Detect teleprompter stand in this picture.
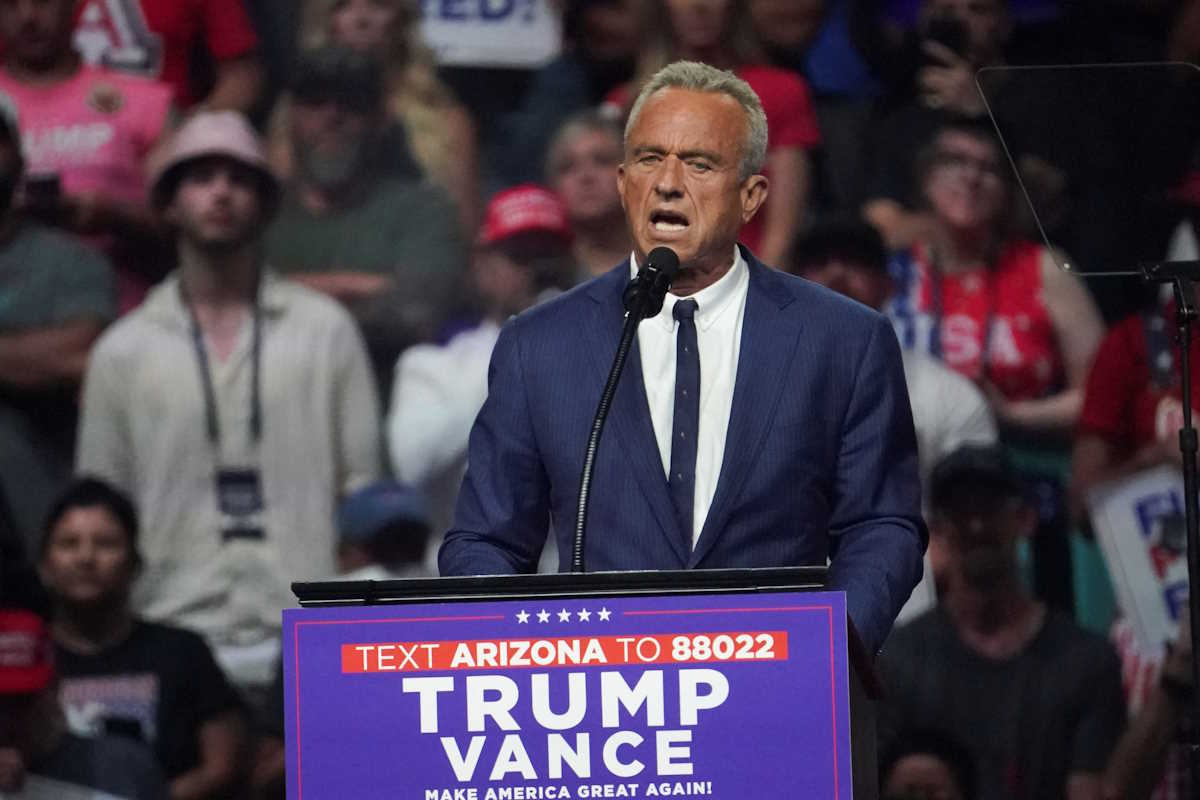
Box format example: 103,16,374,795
977,60,1200,790
1141,260,1200,786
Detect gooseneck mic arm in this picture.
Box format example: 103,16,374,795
572,247,680,573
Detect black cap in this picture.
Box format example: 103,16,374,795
291,47,383,114
792,217,888,275
929,445,1027,512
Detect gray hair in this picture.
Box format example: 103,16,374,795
624,61,768,180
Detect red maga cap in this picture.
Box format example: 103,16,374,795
0,609,53,695
480,184,572,247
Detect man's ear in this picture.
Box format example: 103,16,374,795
741,174,768,223
616,163,627,212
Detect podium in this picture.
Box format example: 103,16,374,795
286,568,879,799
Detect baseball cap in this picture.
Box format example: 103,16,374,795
0,609,53,695
929,445,1028,512
338,482,431,544
793,217,888,275
148,110,280,214
480,185,573,248
291,47,383,114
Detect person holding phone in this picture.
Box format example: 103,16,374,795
0,0,174,312
862,0,1014,250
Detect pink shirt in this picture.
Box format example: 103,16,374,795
0,65,172,309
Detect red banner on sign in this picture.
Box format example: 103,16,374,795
341,631,789,673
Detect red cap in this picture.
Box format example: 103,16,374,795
0,610,53,694
480,184,572,247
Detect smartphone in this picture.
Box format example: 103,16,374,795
23,172,61,215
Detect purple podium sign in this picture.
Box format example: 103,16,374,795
284,590,853,799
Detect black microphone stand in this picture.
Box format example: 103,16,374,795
572,252,677,572
1141,260,1200,787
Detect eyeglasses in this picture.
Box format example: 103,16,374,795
931,150,1006,180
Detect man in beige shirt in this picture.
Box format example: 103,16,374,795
76,112,380,692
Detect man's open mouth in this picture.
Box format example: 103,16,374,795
650,210,690,232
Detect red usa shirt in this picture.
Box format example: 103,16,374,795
886,239,1062,402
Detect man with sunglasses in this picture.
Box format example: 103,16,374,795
264,46,467,400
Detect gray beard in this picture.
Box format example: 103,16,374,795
296,137,369,191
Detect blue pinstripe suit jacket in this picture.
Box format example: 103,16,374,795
439,249,927,653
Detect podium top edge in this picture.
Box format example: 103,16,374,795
292,566,828,607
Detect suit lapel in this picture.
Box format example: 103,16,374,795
691,256,803,566
584,268,689,564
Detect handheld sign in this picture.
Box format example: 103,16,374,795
1088,465,1189,651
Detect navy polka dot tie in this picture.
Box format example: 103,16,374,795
670,298,699,550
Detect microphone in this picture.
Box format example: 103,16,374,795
573,247,679,572
623,247,680,319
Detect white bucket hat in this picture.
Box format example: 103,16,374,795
149,110,281,216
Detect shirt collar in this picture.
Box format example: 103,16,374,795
146,268,291,330
629,246,748,332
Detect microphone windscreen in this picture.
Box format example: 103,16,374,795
644,246,680,278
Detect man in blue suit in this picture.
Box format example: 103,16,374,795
440,61,925,654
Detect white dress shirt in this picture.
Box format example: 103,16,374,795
634,247,749,546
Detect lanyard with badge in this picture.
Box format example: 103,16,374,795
181,281,266,543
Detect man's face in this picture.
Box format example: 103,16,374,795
931,487,1033,590
473,248,537,319
618,87,767,287
550,128,623,226
921,0,1008,63
883,753,965,800
39,505,136,608
165,157,263,253
748,0,825,52
665,0,731,53
0,0,75,70
579,0,638,63
291,97,374,190
923,130,1008,235
801,259,891,310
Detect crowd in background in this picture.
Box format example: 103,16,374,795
1,0,1200,797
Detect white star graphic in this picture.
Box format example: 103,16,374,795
557,608,572,622
577,608,591,621
516,610,530,624
597,607,612,621
536,609,550,623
